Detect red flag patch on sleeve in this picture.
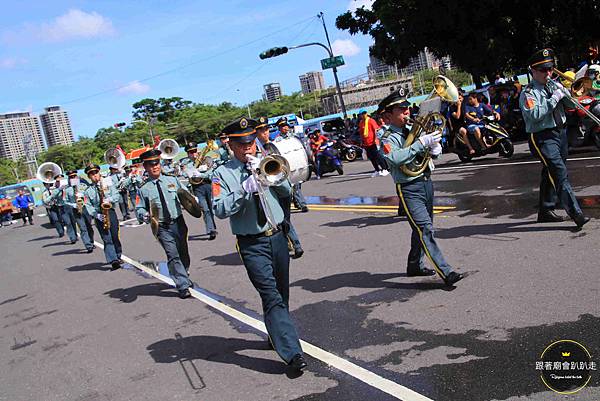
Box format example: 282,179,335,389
524,96,536,110
383,142,392,154
212,178,221,197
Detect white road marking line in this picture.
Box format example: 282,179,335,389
92,240,434,401
119,217,139,225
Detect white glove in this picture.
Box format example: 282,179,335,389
418,130,442,148
197,164,208,172
190,170,201,178
430,142,443,157
96,213,105,222
242,175,260,194
246,155,262,171
551,88,565,103
143,212,150,223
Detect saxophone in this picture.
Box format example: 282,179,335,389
98,182,112,230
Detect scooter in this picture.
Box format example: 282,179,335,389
565,95,600,150
314,141,344,177
454,115,514,162
333,134,363,162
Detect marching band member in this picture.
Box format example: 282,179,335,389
161,158,176,176
254,116,304,259
378,89,464,287
109,165,131,221
63,170,95,253
43,182,64,237
212,117,307,372
136,149,195,299
520,48,590,229
84,164,123,271
51,173,78,244
217,132,233,164
180,142,218,240
122,165,143,219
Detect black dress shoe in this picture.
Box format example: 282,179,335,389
444,271,464,286
407,268,436,277
574,215,591,229
537,211,568,223
179,289,191,299
86,248,93,253
289,354,307,371
300,206,309,213
209,232,217,240
70,240,77,244
110,261,121,271
291,247,304,259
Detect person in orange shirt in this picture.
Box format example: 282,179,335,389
309,130,329,178
358,110,389,177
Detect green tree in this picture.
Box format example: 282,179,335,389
0,158,28,186
336,0,600,87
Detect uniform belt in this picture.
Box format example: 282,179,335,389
236,224,282,239
400,174,431,187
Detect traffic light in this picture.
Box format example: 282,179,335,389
259,47,289,59
114,122,126,129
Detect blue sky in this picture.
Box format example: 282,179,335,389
0,0,375,140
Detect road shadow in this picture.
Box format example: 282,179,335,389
52,248,89,256
292,271,448,294
436,221,574,240
104,282,178,303
66,262,107,272
42,241,68,248
320,215,401,228
147,335,291,375
27,235,55,242
202,252,242,266
0,294,28,306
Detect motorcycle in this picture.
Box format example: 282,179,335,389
565,95,600,150
333,134,363,162
314,141,344,177
454,115,514,162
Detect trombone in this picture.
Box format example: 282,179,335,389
551,68,600,127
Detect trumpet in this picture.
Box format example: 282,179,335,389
550,68,600,127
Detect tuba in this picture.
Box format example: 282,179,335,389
36,162,62,184
104,148,126,170
400,75,459,177
158,139,180,159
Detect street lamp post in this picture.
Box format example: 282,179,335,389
317,12,347,120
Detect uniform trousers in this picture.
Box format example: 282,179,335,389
529,128,582,217
237,230,302,364
292,183,307,209
278,195,302,252
191,183,217,234
65,206,94,250
94,209,122,264
156,216,192,292
398,177,453,279
60,205,78,243
47,206,64,237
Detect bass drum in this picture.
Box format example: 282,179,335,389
264,137,311,184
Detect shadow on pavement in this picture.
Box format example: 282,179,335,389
42,241,68,248
320,215,400,228
53,248,89,256
66,262,107,272
436,221,573,240
147,335,290,375
27,235,55,242
202,252,242,266
292,272,408,293
104,282,179,303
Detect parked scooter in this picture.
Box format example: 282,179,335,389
333,134,363,162
565,95,600,150
454,115,514,162
314,141,344,177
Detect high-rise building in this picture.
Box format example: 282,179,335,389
262,83,282,102
403,47,453,74
0,112,45,161
299,71,326,94
367,55,398,79
40,106,74,147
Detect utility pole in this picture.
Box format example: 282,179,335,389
318,12,347,119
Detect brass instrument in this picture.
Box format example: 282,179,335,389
158,139,180,159
149,202,160,239
189,139,219,185
98,178,112,230
553,68,592,97
247,161,279,229
104,148,126,170
76,192,85,214
400,75,459,177
551,68,600,127
36,162,62,184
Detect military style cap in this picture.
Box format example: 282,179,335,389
222,117,257,143
255,116,269,129
184,142,198,152
54,173,64,179
84,164,100,175
529,48,555,69
66,170,78,177
140,149,162,165
378,88,410,113
275,117,289,127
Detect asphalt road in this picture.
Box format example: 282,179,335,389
1,142,599,401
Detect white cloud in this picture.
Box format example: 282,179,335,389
332,39,361,57
117,81,150,95
0,57,27,69
348,0,375,12
40,9,115,42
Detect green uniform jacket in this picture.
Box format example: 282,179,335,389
519,80,574,134
380,124,427,184
136,174,184,223
83,181,120,217
212,157,291,235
